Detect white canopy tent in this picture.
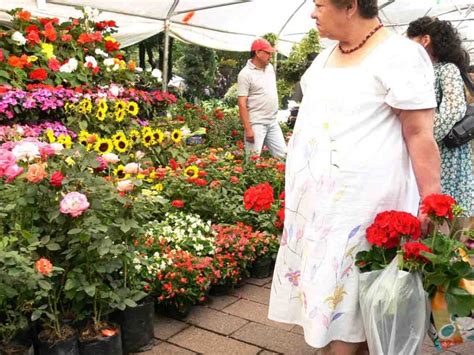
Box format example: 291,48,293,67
1,0,473,87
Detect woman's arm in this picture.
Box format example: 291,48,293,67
434,63,467,142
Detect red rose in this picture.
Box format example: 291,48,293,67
421,194,457,220
243,182,275,212
29,68,48,81
402,241,432,263
171,200,185,208
50,171,64,187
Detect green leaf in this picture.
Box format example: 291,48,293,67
124,298,137,308
31,310,42,321
84,285,96,297
38,280,52,291
68,228,83,235
46,242,60,251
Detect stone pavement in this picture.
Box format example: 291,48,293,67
139,277,474,354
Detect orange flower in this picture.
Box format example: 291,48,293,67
8,55,31,69
26,163,48,183
35,258,53,276
42,22,57,42
17,10,32,22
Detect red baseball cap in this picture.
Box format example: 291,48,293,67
251,38,276,52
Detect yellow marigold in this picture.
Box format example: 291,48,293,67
45,129,56,143
153,129,164,144
113,138,130,153
40,42,54,59
127,101,139,116
171,129,183,143
94,138,114,155
115,109,125,123
183,165,199,179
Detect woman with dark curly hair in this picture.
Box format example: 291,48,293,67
407,17,474,215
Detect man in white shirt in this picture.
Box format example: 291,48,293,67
237,38,286,158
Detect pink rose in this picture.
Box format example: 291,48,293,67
60,192,90,217
0,149,16,175
102,153,120,164
4,164,23,183
39,144,56,159
116,179,134,192
26,163,47,183
124,163,140,175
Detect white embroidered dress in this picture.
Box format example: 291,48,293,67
268,36,436,348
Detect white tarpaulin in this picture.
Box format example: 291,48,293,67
0,0,473,61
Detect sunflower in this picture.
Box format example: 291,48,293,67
57,134,73,149
78,136,89,147
80,98,92,113
153,129,164,144
94,138,114,155
171,129,183,143
115,109,125,122
98,99,108,112
64,103,75,113
127,101,139,116
45,129,56,143
96,109,107,121
113,165,130,180
112,131,127,142
129,129,140,143
114,137,130,153
114,100,127,111
141,126,153,136
183,165,199,179
142,133,155,147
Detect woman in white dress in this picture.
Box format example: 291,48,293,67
268,1,441,354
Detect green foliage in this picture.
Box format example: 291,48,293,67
176,44,218,99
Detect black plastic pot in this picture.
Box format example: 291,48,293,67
78,329,122,355
0,343,34,355
111,299,154,353
250,258,273,279
209,281,232,296
36,333,79,355
161,303,192,320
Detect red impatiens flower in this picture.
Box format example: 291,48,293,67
244,182,275,212
50,171,64,187
35,257,53,276
366,210,421,249
402,241,432,263
171,200,185,208
29,68,48,81
420,194,457,221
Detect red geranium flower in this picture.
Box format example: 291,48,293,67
42,22,57,42
243,182,275,212
171,200,185,208
402,241,432,263
420,194,457,221
29,68,48,81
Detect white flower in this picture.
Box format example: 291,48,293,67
95,48,109,58
135,67,143,73
135,151,145,160
103,58,115,67
102,153,120,164
50,143,64,153
151,69,162,80
12,32,26,45
109,84,121,97
124,162,140,174
12,141,40,161
59,58,78,73
85,56,98,68
112,64,119,71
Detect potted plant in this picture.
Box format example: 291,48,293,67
248,231,279,278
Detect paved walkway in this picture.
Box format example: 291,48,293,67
140,277,473,354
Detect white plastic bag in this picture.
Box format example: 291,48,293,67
359,258,430,355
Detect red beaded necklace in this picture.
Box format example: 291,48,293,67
338,22,384,54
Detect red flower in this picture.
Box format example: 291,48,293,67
47,58,61,72
61,34,72,42
214,108,224,120
35,258,53,276
277,207,285,228
243,182,275,212
105,40,120,52
17,10,32,21
26,31,41,44
230,176,240,184
420,194,457,221
402,241,432,263
168,159,179,170
171,200,185,208
42,22,57,42
276,162,285,172
231,129,239,137
29,68,48,81
50,171,64,187
0,49,3,62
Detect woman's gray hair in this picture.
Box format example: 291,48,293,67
330,0,378,19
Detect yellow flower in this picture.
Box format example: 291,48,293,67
65,157,75,166
141,126,153,137
142,133,155,147
57,134,72,149
136,173,145,180
94,138,114,155
184,165,199,179
40,42,54,59
127,101,139,116
152,183,164,191
115,109,125,122
96,109,106,121
113,165,129,179
149,171,157,179
114,100,127,111
98,99,108,112
45,129,56,143
114,138,130,153
64,103,75,112
80,99,92,113
153,129,164,144
112,131,127,142
104,35,117,42
129,129,140,142
171,129,183,143
28,55,38,62
225,152,235,161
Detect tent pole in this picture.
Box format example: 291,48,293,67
163,18,170,91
